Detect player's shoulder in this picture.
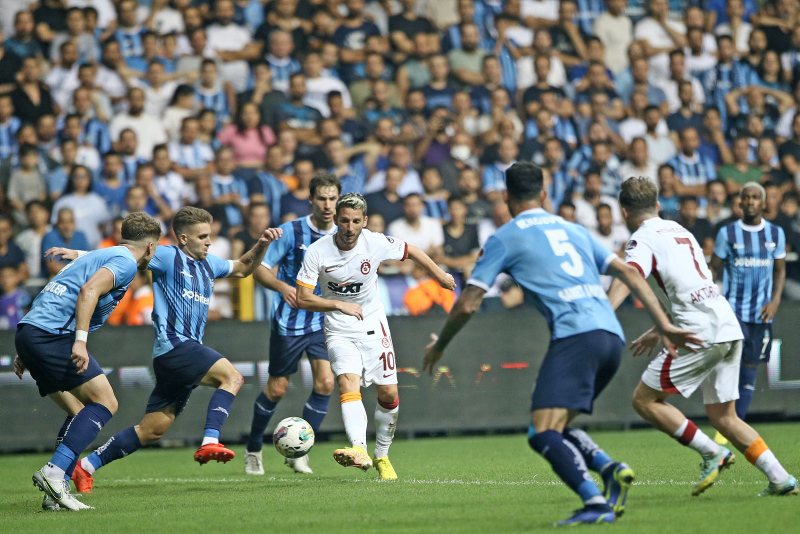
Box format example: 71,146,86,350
98,245,137,263
763,219,786,237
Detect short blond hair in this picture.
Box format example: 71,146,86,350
172,206,213,236
619,177,658,216
121,212,162,243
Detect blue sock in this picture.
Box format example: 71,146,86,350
736,365,759,420
563,427,616,478
204,389,236,441
56,416,75,481
302,391,331,434
247,392,278,452
529,429,608,507
49,403,112,472
85,426,142,473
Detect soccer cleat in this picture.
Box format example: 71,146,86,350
692,447,735,496
32,468,91,511
71,462,94,493
554,505,616,526
194,443,235,465
713,431,729,446
333,445,373,471
603,462,634,517
374,457,398,480
244,451,264,475
286,455,313,474
757,475,800,497
42,494,60,511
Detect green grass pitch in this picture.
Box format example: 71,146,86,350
2,423,798,533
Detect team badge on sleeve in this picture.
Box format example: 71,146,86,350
626,240,637,251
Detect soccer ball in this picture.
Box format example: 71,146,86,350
272,417,315,458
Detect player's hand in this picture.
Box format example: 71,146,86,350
630,328,660,357
336,301,364,320
423,333,443,375
13,356,26,379
45,247,78,262
260,228,283,245
280,284,298,309
760,300,779,322
71,342,90,374
660,325,704,358
437,272,457,291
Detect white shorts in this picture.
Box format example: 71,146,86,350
326,331,397,388
641,340,742,405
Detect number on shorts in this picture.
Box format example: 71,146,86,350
380,351,395,371
674,237,707,279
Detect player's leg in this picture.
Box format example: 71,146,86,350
43,392,84,510
703,340,797,496
334,371,372,470
527,331,620,526
736,323,771,421
373,383,399,480
195,357,244,463
244,375,287,474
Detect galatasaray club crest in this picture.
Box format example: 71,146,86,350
361,259,371,275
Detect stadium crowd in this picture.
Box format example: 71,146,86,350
1,0,800,327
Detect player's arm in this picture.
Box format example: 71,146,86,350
72,269,117,374
295,284,364,319
405,245,456,290
228,228,283,278
606,258,703,357
253,264,297,309
707,254,723,283
762,257,786,322
423,284,486,375
44,248,88,262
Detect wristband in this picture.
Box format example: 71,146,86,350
75,330,88,343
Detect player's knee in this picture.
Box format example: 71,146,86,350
314,375,335,396
140,428,165,445
267,377,289,400
103,395,119,415
226,370,244,393
631,393,651,418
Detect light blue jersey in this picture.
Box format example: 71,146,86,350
149,246,233,357
21,247,138,334
263,216,336,337
468,208,624,341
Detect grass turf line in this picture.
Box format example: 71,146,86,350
2,423,799,533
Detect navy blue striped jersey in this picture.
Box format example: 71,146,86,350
714,219,786,323
263,216,336,337
80,118,112,154
115,27,146,58
21,247,138,334
149,246,233,357
195,85,231,123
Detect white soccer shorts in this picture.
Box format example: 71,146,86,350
641,340,742,405
326,331,398,387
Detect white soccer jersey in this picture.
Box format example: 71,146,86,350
625,217,742,345
296,229,408,340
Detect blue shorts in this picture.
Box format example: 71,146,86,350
531,329,624,414
14,323,104,397
739,320,773,365
268,329,328,377
146,340,224,415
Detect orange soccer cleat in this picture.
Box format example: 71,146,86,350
71,462,94,493
194,443,236,465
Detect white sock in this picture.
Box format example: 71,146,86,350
672,420,719,459
80,457,96,475
754,449,790,484
374,401,399,459
45,462,65,480
201,436,219,446
340,394,368,450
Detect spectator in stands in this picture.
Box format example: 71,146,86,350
280,158,313,222
642,104,676,164
15,200,49,278
205,0,255,92
719,136,763,194
364,165,406,226
40,207,90,276
619,137,658,186
593,0,633,75
237,61,287,133
634,0,686,84
0,264,29,329
482,137,518,202
764,180,797,241
93,150,127,216
7,143,47,226
677,195,715,255
0,215,25,278
704,179,733,226
11,56,56,124
421,167,449,222
657,163,680,220
132,163,174,224
667,126,717,196
232,202,270,260
437,195,480,283
210,146,248,233
168,116,214,181
715,0,753,55
50,164,109,248
388,192,445,260
366,144,423,197
666,81,704,134
590,203,629,289
218,101,276,171
573,167,622,230
110,87,167,160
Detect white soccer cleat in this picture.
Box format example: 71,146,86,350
32,469,92,511
244,451,265,475
286,454,313,474
42,494,60,511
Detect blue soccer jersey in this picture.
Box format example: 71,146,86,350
263,215,336,337
149,246,233,357
21,247,138,334
468,208,625,341
714,220,786,323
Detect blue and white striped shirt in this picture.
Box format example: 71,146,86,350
115,27,147,59
168,140,214,170
482,161,515,193
80,118,112,155
263,216,336,336
575,0,605,35
266,54,301,94
0,117,21,159
248,171,288,226
211,174,249,227
195,86,231,123
666,152,717,186
714,220,786,324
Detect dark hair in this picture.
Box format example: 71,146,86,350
18,143,38,158
505,162,544,202
658,163,675,175
679,195,699,205
65,165,93,194
169,84,195,106
597,203,613,213
619,177,658,215
235,101,268,145
121,212,162,243
558,201,575,211
309,172,342,197
25,199,48,213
